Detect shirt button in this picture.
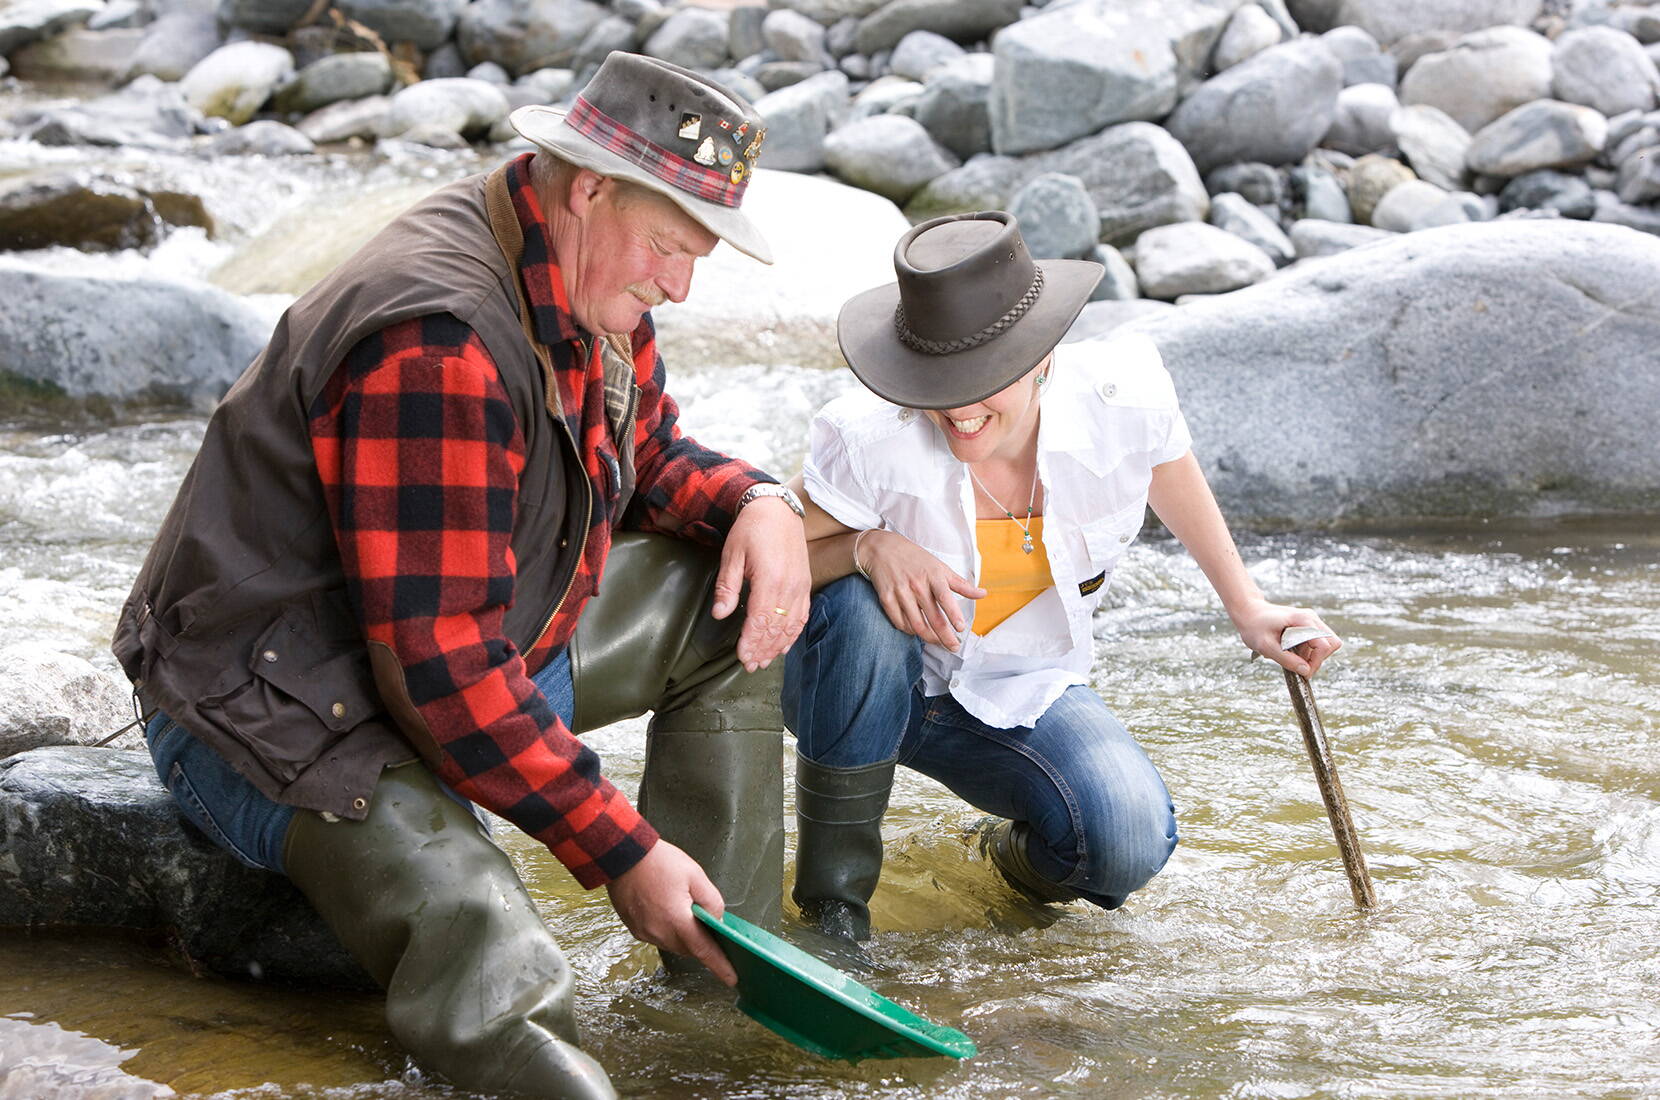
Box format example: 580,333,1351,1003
261,650,278,663
331,702,346,719
1119,534,1130,543
897,408,914,422
1099,382,1117,398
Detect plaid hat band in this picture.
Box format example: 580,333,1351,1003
566,95,747,209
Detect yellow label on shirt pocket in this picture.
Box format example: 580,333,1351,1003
1079,570,1107,596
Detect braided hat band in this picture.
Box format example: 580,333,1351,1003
893,268,1046,356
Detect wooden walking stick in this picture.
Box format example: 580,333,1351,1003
1278,628,1377,910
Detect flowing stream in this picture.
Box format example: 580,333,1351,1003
2,113,1658,1098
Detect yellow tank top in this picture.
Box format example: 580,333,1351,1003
971,517,1053,636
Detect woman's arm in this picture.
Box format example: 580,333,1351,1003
787,474,985,652
1146,451,1342,676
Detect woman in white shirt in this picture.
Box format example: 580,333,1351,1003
782,211,1342,943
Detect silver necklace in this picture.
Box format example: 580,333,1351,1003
968,464,1041,554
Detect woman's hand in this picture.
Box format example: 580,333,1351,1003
859,529,986,652
1230,598,1343,677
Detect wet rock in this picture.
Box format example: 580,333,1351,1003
1323,82,1399,156
1593,187,1660,233
823,114,957,203
215,0,308,34
0,260,268,408
1388,103,1471,190
1008,172,1098,259
1063,298,1174,341
296,94,390,143
854,0,1021,57
0,174,211,251
1288,217,1392,257
1322,25,1396,88
1209,191,1294,265
764,7,829,64
1615,143,1660,202
1467,100,1609,178
1166,39,1343,174
383,77,509,140
1552,26,1660,118
16,74,198,149
1333,0,1543,46
989,0,1237,157
0,747,371,989
1213,4,1282,72
0,0,99,54
1346,152,1415,224
457,0,607,76
338,0,464,51
9,26,142,82
1087,244,1140,301
755,69,850,172
123,9,220,82
272,52,392,115
1127,219,1660,520
203,118,315,155
0,650,134,758
1205,161,1283,206
180,41,294,126
1399,26,1554,135
1499,169,1596,218
1133,221,1275,299
642,5,729,70
911,53,992,158
888,28,962,81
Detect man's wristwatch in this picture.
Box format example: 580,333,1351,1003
737,482,805,518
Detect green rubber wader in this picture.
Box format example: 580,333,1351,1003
986,818,1082,905
570,533,786,960
791,752,897,943
283,763,618,1100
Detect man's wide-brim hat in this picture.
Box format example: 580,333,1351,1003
838,212,1103,410
510,52,773,264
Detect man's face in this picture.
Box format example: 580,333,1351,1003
562,173,719,337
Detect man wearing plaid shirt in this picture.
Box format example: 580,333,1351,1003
114,55,808,1098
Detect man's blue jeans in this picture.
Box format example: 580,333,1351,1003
143,648,577,875
782,575,1178,910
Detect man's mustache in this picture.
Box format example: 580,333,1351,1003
627,283,666,307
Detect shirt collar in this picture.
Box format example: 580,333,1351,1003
506,153,589,349
1035,343,1112,473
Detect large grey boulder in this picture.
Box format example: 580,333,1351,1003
0,0,98,53
1551,26,1660,118
989,0,1244,157
1287,217,1392,257
0,260,269,409
1399,26,1554,135
122,9,219,82
0,174,212,251
1208,190,1295,265
908,120,1209,245
1388,103,1471,190
0,747,370,988
1128,220,1660,520
14,74,198,149
1008,172,1099,259
0,649,133,758
822,114,958,203
1466,100,1609,178
273,52,393,115
1064,298,1175,341
383,77,510,140
643,5,729,70
911,52,994,159
1166,38,1344,173
1332,0,1543,46
755,69,850,172
458,0,608,75
853,0,1021,57
337,0,464,50
1133,221,1275,299
179,41,294,126
1323,82,1399,156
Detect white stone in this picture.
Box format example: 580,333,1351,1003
1323,82,1400,156
1133,221,1276,299
1466,100,1609,178
1552,26,1660,118
0,647,135,758
1333,0,1542,46
1399,26,1553,135
384,77,510,140
1213,4,1282,72
1388,103,1471,190
179,41,294,126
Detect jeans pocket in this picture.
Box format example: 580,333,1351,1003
166,759,268,872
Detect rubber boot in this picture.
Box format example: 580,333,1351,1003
570,534,785,961
792,752,897,943
283,763,617,1100
983,819,1082,905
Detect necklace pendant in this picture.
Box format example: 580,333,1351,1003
1021,532,1034,554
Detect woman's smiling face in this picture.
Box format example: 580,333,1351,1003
924,354,1051,465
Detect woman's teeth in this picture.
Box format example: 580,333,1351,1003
951,415,989,434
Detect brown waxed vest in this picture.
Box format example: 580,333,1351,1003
112,164,639,819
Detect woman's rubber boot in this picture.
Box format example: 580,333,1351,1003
283,763,617,1100
791,752,897,943
983,818,1082,905
570,533,786,973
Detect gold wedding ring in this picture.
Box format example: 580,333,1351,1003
773,607,788,615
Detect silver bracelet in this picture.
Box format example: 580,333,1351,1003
852,529,875,580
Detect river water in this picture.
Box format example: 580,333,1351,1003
1,104,1658,1099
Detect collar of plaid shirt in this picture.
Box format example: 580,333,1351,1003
503,153,591,352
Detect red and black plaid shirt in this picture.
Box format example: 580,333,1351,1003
309,155,772,887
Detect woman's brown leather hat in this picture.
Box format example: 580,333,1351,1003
836,211,1102,410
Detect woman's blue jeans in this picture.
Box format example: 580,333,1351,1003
782,575,1178,910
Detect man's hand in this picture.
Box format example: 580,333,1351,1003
605,840,738,985
710,496,810,671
